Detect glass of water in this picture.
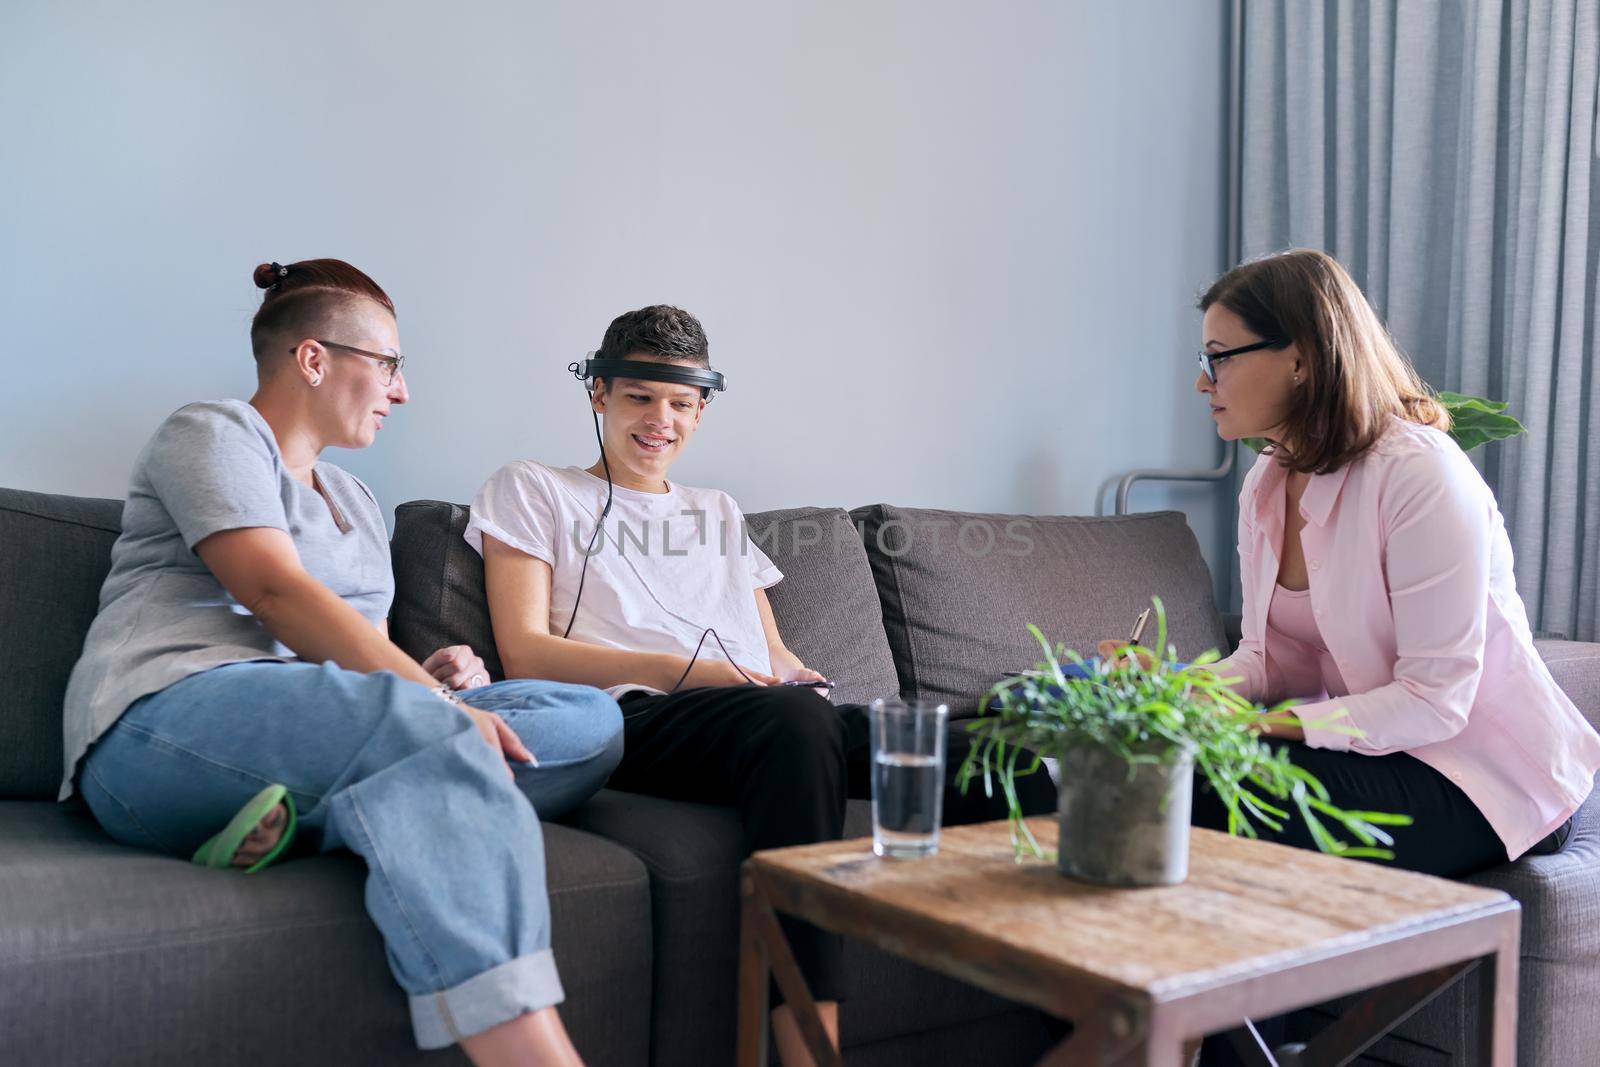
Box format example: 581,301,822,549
869,697,949,859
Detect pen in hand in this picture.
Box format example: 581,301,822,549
1127,607,1152,647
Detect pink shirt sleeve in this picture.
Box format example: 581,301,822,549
1294,446,1491,753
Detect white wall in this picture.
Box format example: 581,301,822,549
1,1,1231,586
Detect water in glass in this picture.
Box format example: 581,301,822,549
869,698,948,858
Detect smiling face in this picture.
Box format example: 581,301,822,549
590,358,706,491
306,298,407,450
1196,304,1302,444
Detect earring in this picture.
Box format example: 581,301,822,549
310,376,322,387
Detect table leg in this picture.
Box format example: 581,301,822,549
1473,918,1519,1067
740,872,841,1067
738,877,769,1067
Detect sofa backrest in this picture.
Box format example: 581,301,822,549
852,505,1229,715
0,488,124,799
743,507,901,705
390,500,506,680
388,500,903,705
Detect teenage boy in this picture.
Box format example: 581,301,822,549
466,305,1052,1064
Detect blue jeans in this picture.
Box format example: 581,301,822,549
78,661,623,1049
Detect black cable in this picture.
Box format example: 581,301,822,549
667,626,760,694
562,408,614,639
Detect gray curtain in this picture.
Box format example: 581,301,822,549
1236,0,1600,641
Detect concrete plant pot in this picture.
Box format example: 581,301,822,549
1055,740,1194,887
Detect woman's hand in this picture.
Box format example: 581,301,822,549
459,702,536,773
1094,639,1155,670
423,645,490,691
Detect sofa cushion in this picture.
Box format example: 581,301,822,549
566,791,1034,1067
389,500,504,676
852,505,1228,714
0,489,124,800
744,507,901,705
0,800,653,1065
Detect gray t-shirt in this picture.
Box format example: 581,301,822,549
59,400,394,800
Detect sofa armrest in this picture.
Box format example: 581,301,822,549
1469,781,1600,929
1465,778,1600,1067
1535,639,1600,729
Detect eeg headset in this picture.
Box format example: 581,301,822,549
570,356,728,400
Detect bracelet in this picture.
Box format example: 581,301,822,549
432,684,464,706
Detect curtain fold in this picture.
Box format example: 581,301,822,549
1237,0,1600,640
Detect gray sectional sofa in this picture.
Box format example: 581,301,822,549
4,485,1599,1065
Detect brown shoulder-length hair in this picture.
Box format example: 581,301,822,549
1199,249,1448,474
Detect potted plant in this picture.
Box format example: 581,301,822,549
958,600,1411,887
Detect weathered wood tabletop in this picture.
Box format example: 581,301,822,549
738,817,1520,1066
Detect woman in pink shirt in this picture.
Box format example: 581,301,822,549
1180,249,1600,878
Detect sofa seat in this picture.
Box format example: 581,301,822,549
564,791,1052,1067
0,801,655,1066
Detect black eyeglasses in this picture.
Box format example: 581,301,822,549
300,340,405,385
1196,338,1283,383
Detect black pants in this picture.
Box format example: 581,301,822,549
610,685,1056,1002
1189,741,1514,879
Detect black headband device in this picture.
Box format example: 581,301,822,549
569,356,727,399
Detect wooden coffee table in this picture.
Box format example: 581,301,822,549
737,817,1519,1066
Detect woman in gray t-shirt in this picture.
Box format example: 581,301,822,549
64,258,621,1062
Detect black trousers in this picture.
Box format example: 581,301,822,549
1189,741,1515,879
610,685,1057,1002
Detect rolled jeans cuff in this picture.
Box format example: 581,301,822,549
410,949,566,1050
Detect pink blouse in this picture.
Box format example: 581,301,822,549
1212,418,1600,860
1266,584,1349,699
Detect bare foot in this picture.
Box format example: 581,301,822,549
232,801,289,868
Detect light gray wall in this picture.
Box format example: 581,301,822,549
1,1,1231,584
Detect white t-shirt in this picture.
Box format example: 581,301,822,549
465,461,783,693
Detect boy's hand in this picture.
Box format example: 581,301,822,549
777,666,831,691
769,647,831,690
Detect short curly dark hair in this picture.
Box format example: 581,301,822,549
597,305,709,368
